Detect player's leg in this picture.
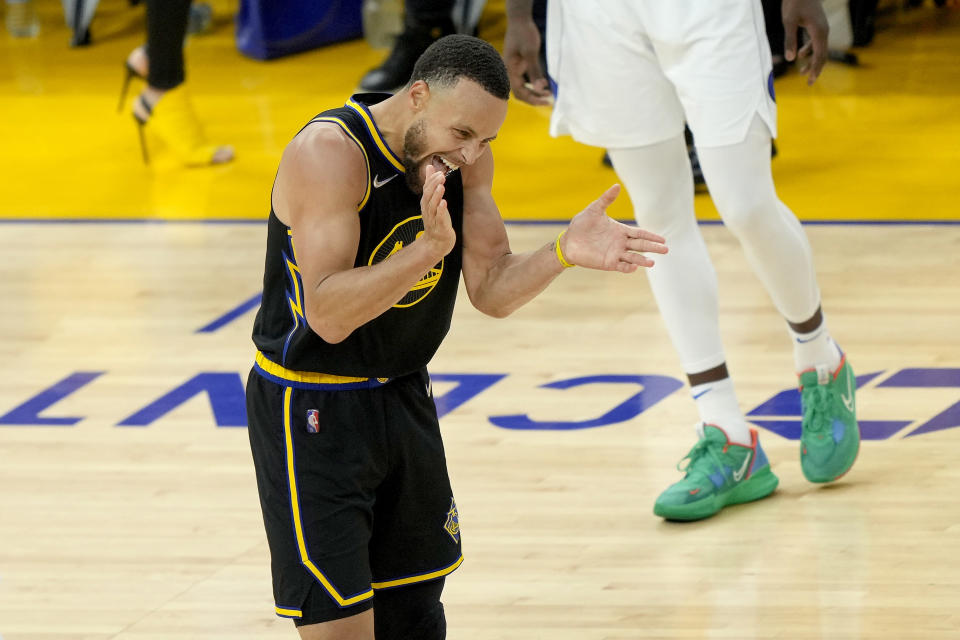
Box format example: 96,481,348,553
654,0,859,485
607,141,778,522
245,371,385,633
543,1,775,521
697,116,859,483
374,579,446,640
368,370,462,637
658,0,859,483
296,609,374,640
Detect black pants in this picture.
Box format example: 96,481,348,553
405,0,454,28
404,0,546,37
146,0,191,90
761,0,785,58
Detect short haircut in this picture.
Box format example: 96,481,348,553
407,34,510,100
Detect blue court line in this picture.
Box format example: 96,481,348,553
196,292,262,333
1,218,959,225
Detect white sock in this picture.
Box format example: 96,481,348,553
791,324,842,373
690,377,752,445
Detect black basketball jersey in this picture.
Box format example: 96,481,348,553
251,94,464,383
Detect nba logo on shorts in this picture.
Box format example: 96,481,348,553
306,409,320,434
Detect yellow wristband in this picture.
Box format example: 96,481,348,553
555,230,575,268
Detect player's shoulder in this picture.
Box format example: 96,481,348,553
290,121,364,164
280,121,367,183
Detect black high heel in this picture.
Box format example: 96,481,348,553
132,94,152,164
118,59,146,113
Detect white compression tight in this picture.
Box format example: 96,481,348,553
607,115,821,375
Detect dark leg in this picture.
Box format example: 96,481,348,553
145,0,192,90
359,0,455,92
687,363,730,388
787,305,823,335
374,578,446,640
405,0,454,27
761,0,784,58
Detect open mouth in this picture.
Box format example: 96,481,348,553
431,155,460,176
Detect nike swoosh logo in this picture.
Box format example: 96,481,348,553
373,174,397,188
692,388,711,400
840,372,854,413
732,450,752,482
796,329,824,344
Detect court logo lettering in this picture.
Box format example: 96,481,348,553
2,369,959,440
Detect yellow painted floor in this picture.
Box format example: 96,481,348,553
1,0,959,221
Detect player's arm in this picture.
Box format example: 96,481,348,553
460,151,668,318
274,125,454,343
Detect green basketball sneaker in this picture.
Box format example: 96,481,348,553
799,354,860,483
654,424,779,521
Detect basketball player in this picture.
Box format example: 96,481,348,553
504,0,860,521
245,35,668,639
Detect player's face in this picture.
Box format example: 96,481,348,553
402,79,507,192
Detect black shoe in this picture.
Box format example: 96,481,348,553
359,19,455,92
828,50,860,66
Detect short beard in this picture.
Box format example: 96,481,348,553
402,119,426,193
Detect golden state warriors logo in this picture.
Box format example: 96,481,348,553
443,498,460,543
369,216,442,308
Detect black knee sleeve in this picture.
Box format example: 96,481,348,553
393,602,444,640
374,578,446,640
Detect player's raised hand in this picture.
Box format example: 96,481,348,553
420,165,456,257
561,184,668,273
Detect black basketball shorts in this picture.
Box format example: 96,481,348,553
245,365,462,625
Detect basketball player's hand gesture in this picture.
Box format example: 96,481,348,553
420,165,456,258
562,184,668,273
783,0,829,85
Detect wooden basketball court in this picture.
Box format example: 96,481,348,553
1,2,959,638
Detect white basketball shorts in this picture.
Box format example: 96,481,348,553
545,0,778,149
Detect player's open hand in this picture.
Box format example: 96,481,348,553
420,165,456,258
562,184,668,273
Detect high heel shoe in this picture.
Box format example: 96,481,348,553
132,86,234,167
132,95,152,164
118,61,145,113
119,47,149,113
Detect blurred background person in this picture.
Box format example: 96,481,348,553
119,0,233,166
